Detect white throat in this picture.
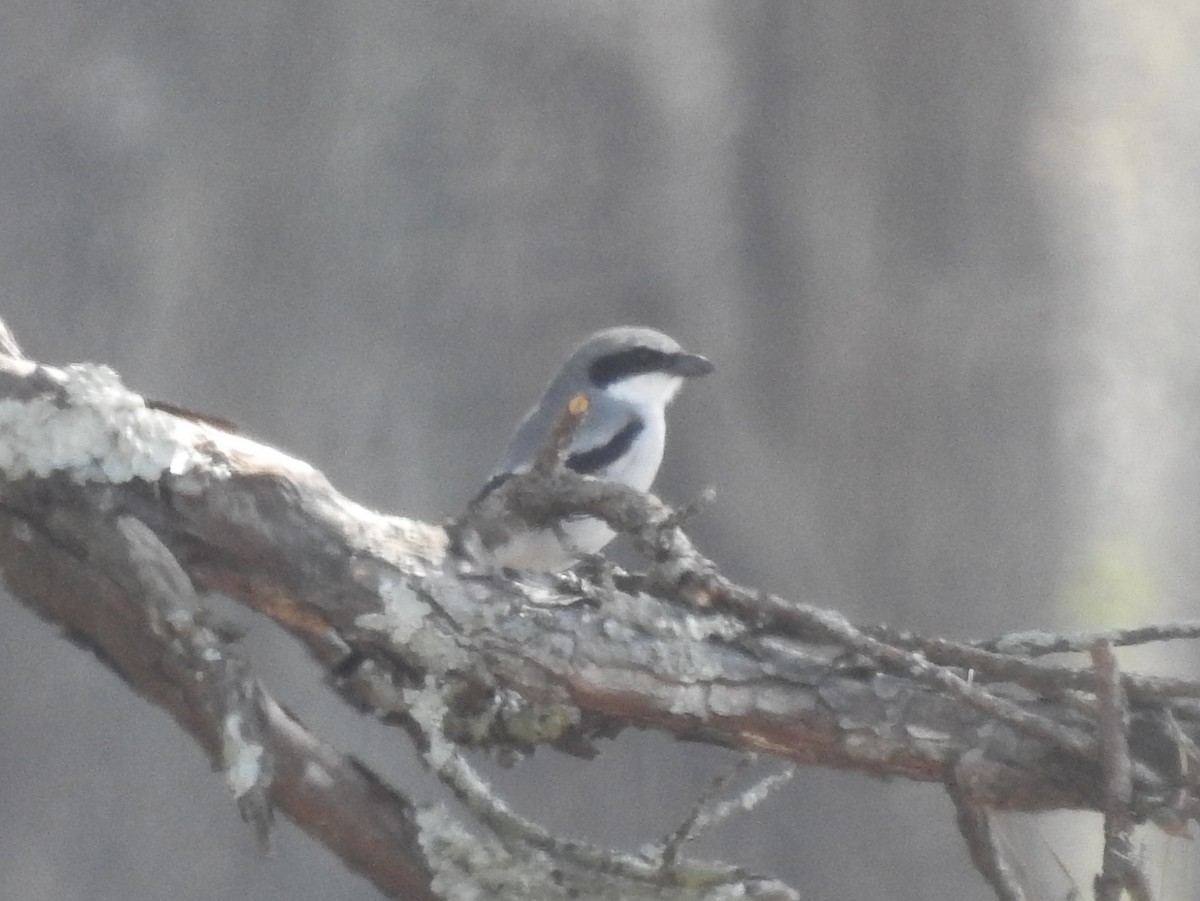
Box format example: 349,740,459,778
602,371,684,410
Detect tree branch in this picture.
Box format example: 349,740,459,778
2,324,1199,899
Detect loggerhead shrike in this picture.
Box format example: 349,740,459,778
476,326,713,571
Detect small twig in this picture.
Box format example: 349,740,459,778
402,681,787,894
0,317,25,358
532,392,590,475
671,763,796,864
144,398,241,433
661,485,718,530
1164,709,1200,780
948,754,1028,901
450,393,591,562
659,755,795,870
866,627,1200,707
1045,844,1082,901
1092,640,1155,901
978,622,1200,658
739,595,1105,766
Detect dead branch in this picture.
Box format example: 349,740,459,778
2,322,1199,899
1092,640,1155,901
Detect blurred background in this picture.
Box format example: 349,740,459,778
2,1,1199,898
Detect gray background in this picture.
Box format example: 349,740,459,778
2,1,1199,899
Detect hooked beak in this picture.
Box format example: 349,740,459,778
668,352,715,379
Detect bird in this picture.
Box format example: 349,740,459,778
475,325,713,571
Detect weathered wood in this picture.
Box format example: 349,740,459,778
1,333,1195,899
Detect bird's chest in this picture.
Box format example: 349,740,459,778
600,414,664,490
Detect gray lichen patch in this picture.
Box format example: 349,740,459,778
355,575,471,674
0,363,206,483
357,573,432,640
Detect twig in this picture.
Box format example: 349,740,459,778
533,392,590,475
1164,709,1200,781
865,627,1200,706
1045,844,1082,901
401,680,792,895
661,485,718,530
450,393,592,563
659,755,795,870
979,622,1200,658
948,754,1028,901
730,592,1107,767
0,318,24,358
1092,640,1154,901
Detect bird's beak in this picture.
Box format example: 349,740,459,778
669,352,715,378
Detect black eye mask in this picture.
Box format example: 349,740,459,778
587,347,673,387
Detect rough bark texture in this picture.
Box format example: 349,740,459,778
2,333,1198,899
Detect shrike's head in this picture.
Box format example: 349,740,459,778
565,326,715,409
482,326,713,571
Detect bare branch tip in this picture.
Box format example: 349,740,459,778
532,392,591,474
0,316,24,359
